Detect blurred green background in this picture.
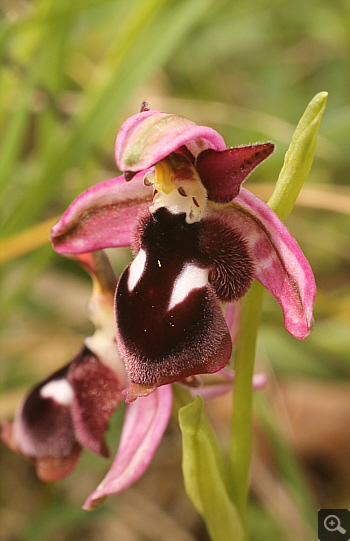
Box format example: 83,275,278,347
0,0,349,540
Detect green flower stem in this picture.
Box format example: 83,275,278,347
228,91,327,539
228,279,264,532
176,92,327,541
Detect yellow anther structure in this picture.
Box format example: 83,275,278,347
153,160,175,194
144,154,208,224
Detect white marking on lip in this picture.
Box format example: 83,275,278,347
168,264,208,311
128,248,147,292
40,379,74,405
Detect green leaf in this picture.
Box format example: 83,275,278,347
229,280,264,527
268,91,328,220
179,395,243,541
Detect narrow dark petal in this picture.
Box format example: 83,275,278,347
116,208,232,389
68,346,123,457
196,143,275,203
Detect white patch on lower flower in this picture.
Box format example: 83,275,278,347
40,379,74,405
128,248,147,292
168,264,208,311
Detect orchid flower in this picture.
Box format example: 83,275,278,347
51,104,315,403
3,103,316,514
2,251,172,509
2,249,258,510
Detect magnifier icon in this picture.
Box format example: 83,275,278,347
324,515,346,534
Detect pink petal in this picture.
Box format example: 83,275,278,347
195,143,275,203
115,111,226,172
252,372,269,389
225,302,242,344
191,370,267,400
51,174,152,254
218,368,267,391
219,188,316,339
83,384,173,510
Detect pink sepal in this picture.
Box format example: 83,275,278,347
115,110,226,172
226,188,316,339
191,370,268,400
51,174,152,254
225,302,242,344
83,384,173,510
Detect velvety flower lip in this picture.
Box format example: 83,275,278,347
2,345,124,482
116,206,235,402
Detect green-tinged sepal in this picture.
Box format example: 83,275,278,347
179,395,243,541
268,91,328,220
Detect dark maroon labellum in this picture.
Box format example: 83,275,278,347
116,207,254,388
14,346,122,462
16,364,77,459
